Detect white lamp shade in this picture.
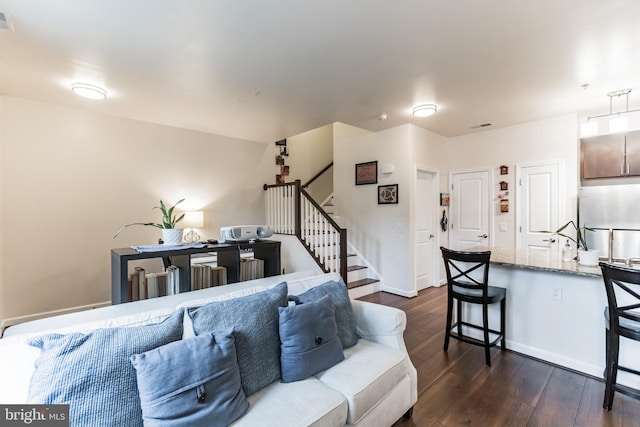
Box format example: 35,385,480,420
609,116,629,134
182,210,204,228
580,121,598,137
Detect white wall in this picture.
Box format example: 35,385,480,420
0,96,274,325
446,114,579,248
334,123,447,296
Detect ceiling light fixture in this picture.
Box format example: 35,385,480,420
581,89,638,136
412,104,437,118
71,83,107,100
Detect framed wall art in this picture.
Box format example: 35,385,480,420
355,161,378,185
378,184,398,204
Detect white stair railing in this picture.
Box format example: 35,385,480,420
264,180,346,281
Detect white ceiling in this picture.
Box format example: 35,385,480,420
1,1,640,143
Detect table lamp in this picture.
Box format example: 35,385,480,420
183,210,204,243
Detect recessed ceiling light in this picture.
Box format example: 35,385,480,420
71,83,107,100
412,104,437,118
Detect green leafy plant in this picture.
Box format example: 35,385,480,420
551,220,594,251
113,199,186,238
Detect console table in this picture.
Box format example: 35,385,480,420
111,240,281,304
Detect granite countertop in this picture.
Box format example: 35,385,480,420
465,246,602,277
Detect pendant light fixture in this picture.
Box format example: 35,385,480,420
580,89,638,137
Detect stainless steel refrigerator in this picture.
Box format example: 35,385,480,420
579,184,640,261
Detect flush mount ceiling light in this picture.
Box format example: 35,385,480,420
412,104,437,118
581,88,639,136
71,83,107,100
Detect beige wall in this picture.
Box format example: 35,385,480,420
0,96,274,326
285,124,334,203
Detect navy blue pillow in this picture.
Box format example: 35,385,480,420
295,279,359,348
279,294,344,382
131,329,249,426
27,310,184,427
188,282,288,396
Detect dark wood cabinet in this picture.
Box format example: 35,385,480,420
626,131,640,176
581,130,640,178
111,240,281,304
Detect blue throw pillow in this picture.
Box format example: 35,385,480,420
279,294,344,382
27,309,184,427
295,279,359,348
130,329,249,427
188,282,288,396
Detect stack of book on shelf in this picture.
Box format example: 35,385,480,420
127,265,229,302
239,258,264,282
190,265,227,290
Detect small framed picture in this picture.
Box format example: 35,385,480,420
378,184,398,204
355,161,378,185
440,193,450,206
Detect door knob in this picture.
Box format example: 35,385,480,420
542,238,556,243
477,234,488,239
429,234,434,239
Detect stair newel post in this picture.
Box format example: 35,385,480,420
294,180,302,240
339,228,348,284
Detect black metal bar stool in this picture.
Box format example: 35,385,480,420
599,262,640,410
440,247,506,366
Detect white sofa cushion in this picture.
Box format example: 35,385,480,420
287,272,342,296
232,377,347,427
314,339,408,424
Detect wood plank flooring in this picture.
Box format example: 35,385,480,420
358,286,640,427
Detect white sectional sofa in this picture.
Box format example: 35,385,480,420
0,271,417,426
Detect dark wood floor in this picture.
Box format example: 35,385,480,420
358,286,640,427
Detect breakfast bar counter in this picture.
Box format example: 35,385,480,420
478,246,601,277
457,246,639,391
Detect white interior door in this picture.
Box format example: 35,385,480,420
517,162,561,252
450,170,490,250
415,168,437,291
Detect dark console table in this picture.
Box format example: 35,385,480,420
111,240,281,304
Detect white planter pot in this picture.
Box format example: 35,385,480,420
578,249,600,266
162,228,184,245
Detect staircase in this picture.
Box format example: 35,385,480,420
318,196,381,297
264,181,380,296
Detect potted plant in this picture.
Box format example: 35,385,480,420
114,199,186,245
552,220,598,266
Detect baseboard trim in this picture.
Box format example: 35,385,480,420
1,301,111,333
381,285,418,298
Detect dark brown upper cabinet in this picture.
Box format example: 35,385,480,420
581,130,640,178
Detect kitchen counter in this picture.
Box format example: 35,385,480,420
453,245,640,391
465,246,602,277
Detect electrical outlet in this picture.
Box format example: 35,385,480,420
551,286,562,300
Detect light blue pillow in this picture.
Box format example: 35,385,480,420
131,329,249,427
27,309,184,427
188,282,288,396
295,279,359,348
279,294,344,382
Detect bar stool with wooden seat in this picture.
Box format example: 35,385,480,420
440,247,506,366
599,262,640,410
